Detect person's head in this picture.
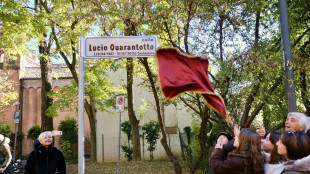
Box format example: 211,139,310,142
234,128,263,174
38,131,53,148
234,128,261,151
285,112,308,132
276,131,310,160
0,134,3,143
34,139,41,149
263,132,282,164
217,132,232,145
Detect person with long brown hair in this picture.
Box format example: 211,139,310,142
262,131,284,174
276,131,310,174
211,128,264,174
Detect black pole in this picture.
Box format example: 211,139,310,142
278,0,297,112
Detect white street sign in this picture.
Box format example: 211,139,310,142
82,36,158,58
116,96,125,112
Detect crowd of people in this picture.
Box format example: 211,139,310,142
1,112,309,174
210,112,310,174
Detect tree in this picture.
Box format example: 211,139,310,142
0,72,18,115
33,0,54,131
142,121,160,161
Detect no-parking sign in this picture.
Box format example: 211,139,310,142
116,96,125,112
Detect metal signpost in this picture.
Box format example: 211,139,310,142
79,36,157,174
116,96,125,174
13,110,20,161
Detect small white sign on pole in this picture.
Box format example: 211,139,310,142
79,35,157,174
116,96,125,112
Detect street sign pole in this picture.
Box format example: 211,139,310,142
117,111,122,174
78,36,85,174
13,110,20,161
116,96,125,174
78,36,157,173
13,123,18,161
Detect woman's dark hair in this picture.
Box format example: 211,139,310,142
268,132,283,164
281,131,310,160
236,128,264,174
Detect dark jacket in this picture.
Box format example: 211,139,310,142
209,138,236,174
211,148,253,174
24,144,66,174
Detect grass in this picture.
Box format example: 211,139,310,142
66,160,206,174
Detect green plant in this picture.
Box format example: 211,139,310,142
121,121,133,161
27,125,42,140
183,126,193,161
58,117,78,161
61,140,75,161
142,121,160,161
121,145,133,161
9,131,24,159
0,121,12,137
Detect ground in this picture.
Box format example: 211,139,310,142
66,160,206,174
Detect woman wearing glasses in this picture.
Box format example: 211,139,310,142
276,131,310,174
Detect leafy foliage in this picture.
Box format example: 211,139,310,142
9,131,24,150
0,121,13,137
120,145,133,161
27,125,42,140
121,121,133,161
58,117,78,161
142,121,160,161
0,72,18,115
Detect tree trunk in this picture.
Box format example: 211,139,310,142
85,98,97,161
126,58,142,161
190,108,209,174
140,57,182,173
51,26,98,161
123,16,142,161
39,41,53,131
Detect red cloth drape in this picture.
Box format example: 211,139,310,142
156,48,227,118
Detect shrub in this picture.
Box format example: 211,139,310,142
142,121,160,161
9,131,25,159
27,125,42,140
58,117,78,161
121,121,133,161
0,121,12,137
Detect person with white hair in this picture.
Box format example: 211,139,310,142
24,131,66,174
0,134,12,173
285,112,310,133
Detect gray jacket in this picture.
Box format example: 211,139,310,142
282,154,310,174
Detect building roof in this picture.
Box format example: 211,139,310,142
22,57,74,79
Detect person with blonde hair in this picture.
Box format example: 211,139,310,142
24,131,66,174
0,134,12,174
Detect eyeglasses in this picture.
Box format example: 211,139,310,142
286,130,297,140
287,130,296,134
